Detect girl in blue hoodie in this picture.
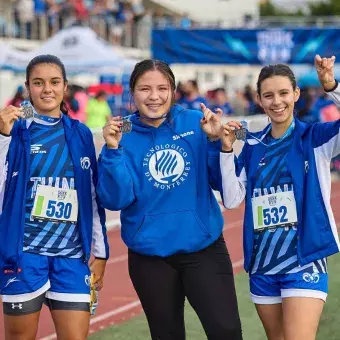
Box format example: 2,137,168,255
97,59,243,340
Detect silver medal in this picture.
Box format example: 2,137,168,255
120,117,132,134
235,120,248,141
20,101,34,120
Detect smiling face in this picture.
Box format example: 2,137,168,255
26,63,67,117
258,75,300,127
132,70,173,120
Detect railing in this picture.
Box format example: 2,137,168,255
257,16,340,28
0,12,152,49
153,15,340,29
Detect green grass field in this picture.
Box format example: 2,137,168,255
89,254,340,340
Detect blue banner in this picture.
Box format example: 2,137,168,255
152,28,340,65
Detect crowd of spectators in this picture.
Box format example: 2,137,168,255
8,0,146,45
0,0,192,47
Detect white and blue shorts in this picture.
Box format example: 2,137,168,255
250,271,328,304
1,252,91,315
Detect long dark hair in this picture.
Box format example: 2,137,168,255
26,54,69,114
257,64,297,96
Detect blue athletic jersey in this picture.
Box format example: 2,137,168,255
250,131,327,275
23,119,83,258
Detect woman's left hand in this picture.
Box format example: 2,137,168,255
315,54,336,91
89,258,107,291
200,103,223,141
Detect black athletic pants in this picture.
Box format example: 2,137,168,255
128,235,243,340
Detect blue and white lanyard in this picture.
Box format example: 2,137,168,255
242,119,295,147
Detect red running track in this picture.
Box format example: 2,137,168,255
1,181,340,339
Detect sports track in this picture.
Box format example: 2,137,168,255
1,180,340,339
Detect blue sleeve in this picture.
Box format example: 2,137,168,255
207,139,223,193
311,120,340,160
311,120,340,148
236,147,247,177
97,145,135,211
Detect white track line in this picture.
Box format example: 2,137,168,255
232,259,244,269
107,254,128,265
106,218,121,230
90,300,141,325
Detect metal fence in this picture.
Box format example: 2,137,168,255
0,11,152,49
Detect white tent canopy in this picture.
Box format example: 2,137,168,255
0,27,138,74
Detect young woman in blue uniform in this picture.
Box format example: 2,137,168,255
0,55,109,339
220,55,340,340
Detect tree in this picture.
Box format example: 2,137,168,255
259,0,304,17
309,0,340,16
260,0,278,16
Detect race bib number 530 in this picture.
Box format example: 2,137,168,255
31,185,78,223
252,191,297,231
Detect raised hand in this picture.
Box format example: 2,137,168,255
314,54,336,91
103,117,123,149
0,106,23,136
200,103,223,141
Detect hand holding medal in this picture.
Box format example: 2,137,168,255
0,105,24,136
103,116,132,149
221,120,244,152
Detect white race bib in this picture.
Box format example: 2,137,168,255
252,191,298,231
31,185,78,223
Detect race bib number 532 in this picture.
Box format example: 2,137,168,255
31,185,78,223
252,191,297,231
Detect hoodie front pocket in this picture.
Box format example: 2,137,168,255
131,210,211,256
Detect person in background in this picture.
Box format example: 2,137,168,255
180,12,191,29
64,85,80,120
86,90,111,129
175,81,185,102
6,85,27,107
177,79,208,110
73,85,89,123
210,87,234,116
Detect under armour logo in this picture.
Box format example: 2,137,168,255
11,303,23,310
12,171,19,178
80,157,91,170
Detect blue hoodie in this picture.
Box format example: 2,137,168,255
97,104,224,257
